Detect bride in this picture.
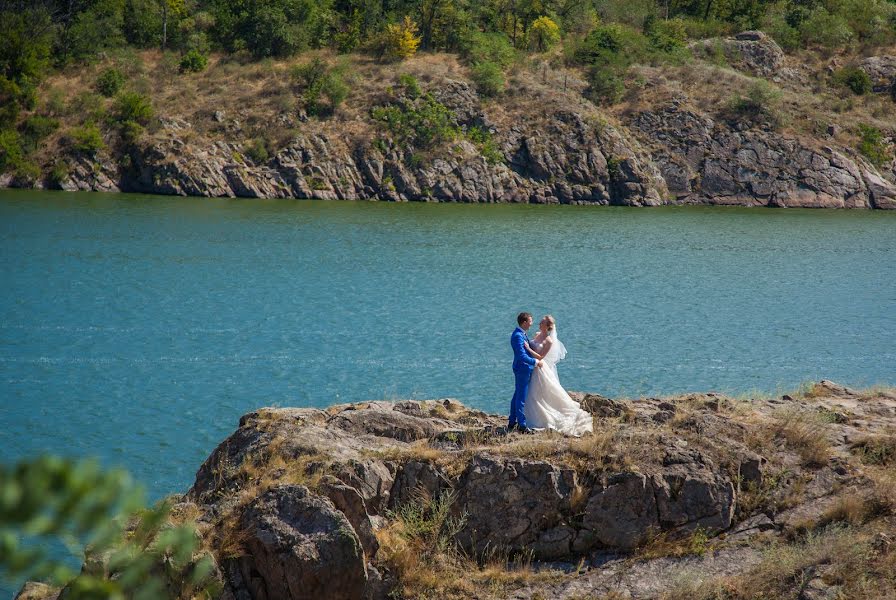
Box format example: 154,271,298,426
523,315,593,437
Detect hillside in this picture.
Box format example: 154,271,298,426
1,3,896,207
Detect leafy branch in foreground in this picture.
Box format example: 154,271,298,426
0,455,218,599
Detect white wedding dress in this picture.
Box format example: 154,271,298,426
524,332,593,436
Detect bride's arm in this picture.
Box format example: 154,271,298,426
524,342,544,360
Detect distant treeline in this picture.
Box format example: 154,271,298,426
0,0,893,180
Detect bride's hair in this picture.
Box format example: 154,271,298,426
542,314,556,332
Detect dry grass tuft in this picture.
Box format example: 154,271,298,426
770,406,832,468
635,526,710,561
375,489,560,599
850,433,896,467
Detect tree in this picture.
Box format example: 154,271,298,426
159,0,185,49
528,15,560,51
379,16,421,61
0,456,218,598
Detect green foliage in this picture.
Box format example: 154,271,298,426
467,125,503,164
21,115,59,149
461,31,517,68
470,61,505,97
388,490,466,558
245,137,271,163
729,80,782,126
114,92,154,125
67,123,106,156
290,58,349,116
49,161,70,186
0,129,25,173
398,74,422,99
644,16,688,52
0,456,218,599
832,66,872,95
179,49,208,73
57,0,127,63
96,68,126,98
528,16,561,52
375,16,422,62
586,67,626,105
857,124,891,167
119,120,145,144
800,8,853,47
0,9,52,126
371,92,458,150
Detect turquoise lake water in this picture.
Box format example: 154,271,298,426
2,189,895,509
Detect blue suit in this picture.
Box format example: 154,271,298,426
509,326,537,429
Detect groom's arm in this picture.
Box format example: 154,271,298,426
513,333,537,366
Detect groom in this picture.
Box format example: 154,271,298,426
509,312,542,434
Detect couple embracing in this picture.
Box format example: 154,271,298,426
509,312,593,436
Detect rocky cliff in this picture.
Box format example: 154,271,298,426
7,34,896,209
18,380,896,600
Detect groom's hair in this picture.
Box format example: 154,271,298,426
517,312,532,325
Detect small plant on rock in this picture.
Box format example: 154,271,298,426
179,49,208,73
95,67,125,97
857,124,891,167
832,66,872,95
471,61,504,97
728,80,782,127
67,123,105,156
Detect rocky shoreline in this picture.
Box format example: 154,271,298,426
16,380,896,599
5,34,896,209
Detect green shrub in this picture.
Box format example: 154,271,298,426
21,114,59,151
644,16,688,52
95,67,125,97
245,137,271,163
729,80,782,126
0,129,24,172
800,8,853,47
114,91,153,125
119,119,144,144
14,159,40,183
70,91,106,122
67,123,105,155
179,49,208,73
371,92,458,149
586,66,626,105
832,66,872,95
857,124,891,167
460,31,517,68
470,61,504,97
467,125,503,164
763,8,801,51
398,73,421,99
290,58,349,116
49,161,69,186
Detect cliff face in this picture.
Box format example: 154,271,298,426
9,35,896,208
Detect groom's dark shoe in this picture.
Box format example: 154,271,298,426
516,426,536,435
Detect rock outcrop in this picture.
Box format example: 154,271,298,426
626,100,896,208
859,55,896,93
14,381,896,599
691,30,786,77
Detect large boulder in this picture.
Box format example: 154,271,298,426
234,485,367,600
691,31,785,77
454,455,577,558
858,56,896,92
